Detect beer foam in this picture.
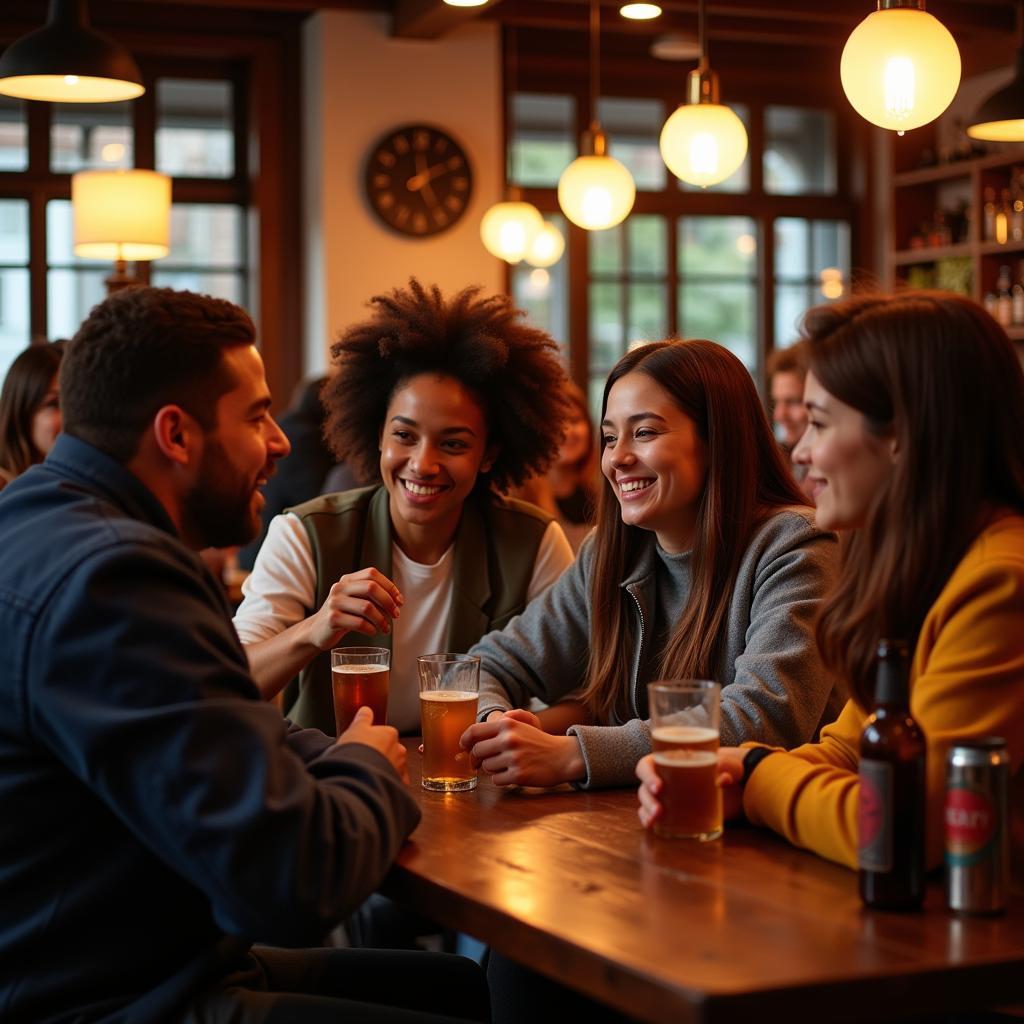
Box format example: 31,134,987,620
332,663,389,675
650,726,718,744
652,750,717,767
420,690,478,703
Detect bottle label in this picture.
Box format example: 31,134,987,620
858,759,893,872
945,786,995,866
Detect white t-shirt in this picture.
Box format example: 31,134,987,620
233,512,574,732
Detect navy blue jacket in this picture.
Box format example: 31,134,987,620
0,435,421,1023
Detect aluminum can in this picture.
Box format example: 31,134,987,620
945,738,1010,914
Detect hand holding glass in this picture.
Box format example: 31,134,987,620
648,680,722,841
331,647,390,735
418,654,479,792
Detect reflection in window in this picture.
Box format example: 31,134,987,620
157,79,234,179
511,215,569,355
678,216,758,370
597,97,666,191
774,217,851,344
764,107,836,196
0,96,27,172
677,104,750,194
51,101,133,172
511,94,576,188
0,199,30,375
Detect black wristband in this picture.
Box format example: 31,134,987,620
742,747,777,784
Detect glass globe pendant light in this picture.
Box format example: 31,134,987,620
841,1,961,134
557,0,636,231
525,220,566,268
658,0,748,189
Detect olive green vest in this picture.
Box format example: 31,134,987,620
284,485,551,735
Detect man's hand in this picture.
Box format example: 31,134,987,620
338,706,409,784
305,568,403,651
460,709,585,787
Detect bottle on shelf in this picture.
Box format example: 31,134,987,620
997,265,1014,328
984,187,997,242
997,189,1012,246
1012,173,1024,243
1014,261,1024,326
985,291,1000,319
858,639,926,911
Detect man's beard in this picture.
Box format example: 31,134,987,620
181,438,262,549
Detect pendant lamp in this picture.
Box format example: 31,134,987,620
525,221,566,268
0,0,144,104
967,2,1024,142
658,0,748,189
480,27,561,265
557,1,636,231
840,1,960,133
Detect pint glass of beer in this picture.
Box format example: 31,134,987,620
648,680,722,840
418,653,480,792
331,647,390,735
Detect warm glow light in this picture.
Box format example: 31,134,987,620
660,103,748,187
443,0,488,6
820,267,844,299
967,51,1024,141
736,233,756,256
72,169,171,261
840,7,961,132
101,142,125,163
557,155,636,230
526,268,551,296
480,201,543,263
620,3,662,20
0,74,143,102
525,222,565,267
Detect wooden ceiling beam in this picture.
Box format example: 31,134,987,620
393,0,504,39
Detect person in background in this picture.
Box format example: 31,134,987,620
237,375,337,571
0,340,63,492
0,287,489,1023
234,279,575,733
766,341,814,500
637,292,1024,888
461,338,843,794
512,379,597,553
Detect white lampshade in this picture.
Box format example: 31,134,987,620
840,5,961,132
480,201,543,263
660,102,747,188
525,222,565,268
72,169,171,261
558,153,635,231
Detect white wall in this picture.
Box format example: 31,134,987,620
302,11,504,374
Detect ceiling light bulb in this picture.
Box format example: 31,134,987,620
620,3,662,20
480,201,544,263
660,101,747,188
558,153,635,230
840,4,960,132
525,222,566,267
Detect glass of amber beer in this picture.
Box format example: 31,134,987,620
418,654,479,792
648,680,722,841
331,647,390,735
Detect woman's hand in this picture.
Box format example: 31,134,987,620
305,568,404,651
460,709,585,787
636,746,748,830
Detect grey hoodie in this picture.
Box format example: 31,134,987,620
471,508,845,788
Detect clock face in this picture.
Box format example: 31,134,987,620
365,125,473,238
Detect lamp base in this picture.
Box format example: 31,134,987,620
105,259,141,294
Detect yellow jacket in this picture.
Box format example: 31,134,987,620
743,513,1024,877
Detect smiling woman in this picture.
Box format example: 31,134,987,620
462,338,845,791
233,280,575,735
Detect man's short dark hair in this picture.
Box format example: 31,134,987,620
765,340,808,384
323,279,570,492
62,287,256,462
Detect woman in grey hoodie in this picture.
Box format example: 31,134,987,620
461,338,845,790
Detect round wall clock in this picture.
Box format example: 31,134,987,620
364,124,473,238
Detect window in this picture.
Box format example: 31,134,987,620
0,199,29,376
508,79,855,392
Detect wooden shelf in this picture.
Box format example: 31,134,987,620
978,240,1024,257
892,244,971,265
893,147,1024,188
1006,325,1024,342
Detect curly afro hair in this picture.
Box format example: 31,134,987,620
323,279,571,493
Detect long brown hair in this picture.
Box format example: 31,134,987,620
580,340,807,722
0,342,63,477
805,292,1024,708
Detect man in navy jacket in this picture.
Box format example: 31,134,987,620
0,288,487,1024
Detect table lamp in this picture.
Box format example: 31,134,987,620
72,168,171,292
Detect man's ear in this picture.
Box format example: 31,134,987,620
151,405,201,467
480,443,500,475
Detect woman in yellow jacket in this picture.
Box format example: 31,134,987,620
637,291,1024,882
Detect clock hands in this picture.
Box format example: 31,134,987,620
406,160,450,192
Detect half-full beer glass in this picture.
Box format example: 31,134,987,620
648,680,722,840
331,647,390,735
418,654,479,792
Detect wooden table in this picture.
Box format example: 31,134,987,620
382,741,1024,1024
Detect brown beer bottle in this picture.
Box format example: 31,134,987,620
857,638,926,910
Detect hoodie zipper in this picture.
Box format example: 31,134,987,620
627,584,645,720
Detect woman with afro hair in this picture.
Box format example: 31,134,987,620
233,280,576,734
